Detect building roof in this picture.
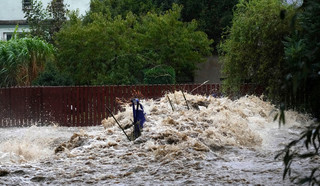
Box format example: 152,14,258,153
0,20,28,25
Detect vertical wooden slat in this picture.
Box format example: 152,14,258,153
143,85,149,99
114,85,120,115
91,86,96,126
7,88,11,127
85,86,92,126
159,84,165,97
78,86,83,126
37,87,42,125
23,87,29,127
41,87,48,125
101,86,106,120
0,89,3,126
52,87,59,125
97,86,103,125
145,84,150,99
109,86,114,115
84,85,88,126
24,87,29,126
75,86,79,127
93,86,98,126
32,87,38,125
78,86,85,126
62,86,69,126
11,87,17,127
15,87,21,126
50,86,56,124
83,86,88,126
69,86,75,127
68,86,73,126
125,85,131,101
156,84,161,98
104,85,110,119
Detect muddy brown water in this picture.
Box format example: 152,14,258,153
0,92,316,185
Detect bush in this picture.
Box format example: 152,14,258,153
0,37,54,87
55,5,212,85
219,0,295,97
32,61,73,86
144,65,175,84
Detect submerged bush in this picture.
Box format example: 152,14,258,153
144,65,175,84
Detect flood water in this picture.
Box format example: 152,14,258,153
0,92,316,185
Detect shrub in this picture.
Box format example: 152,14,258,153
32,61,73,86
144,65,175,84
0,37,54,87
55,5,212,85
219,0,295,97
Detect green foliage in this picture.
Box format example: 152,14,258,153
151,0,238,48
178,0,238,49
32,61,73,86
276,0,320,184
144,65,175,84
135,5,212,82
24,0,68,43
0,37,54,87
55,4,212,85
55,11,141,85
84,0,155,23
281,1,320,118
85,0,236,48
219,0,295,96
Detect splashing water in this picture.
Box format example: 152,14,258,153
0,92,315,185
0,125,77,164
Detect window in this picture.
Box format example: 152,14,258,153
3,32,26,41
22,0,32,10
3,33,13,41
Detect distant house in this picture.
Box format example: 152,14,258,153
0,0,90,41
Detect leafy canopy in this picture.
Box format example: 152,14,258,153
219,0,295,96
24,0,68,43
85,0,237,49
55,4,212,85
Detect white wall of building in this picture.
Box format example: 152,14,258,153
0,0,90,40
0,0,90,20
0,25,29,41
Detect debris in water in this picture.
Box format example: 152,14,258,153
55,132,89,154
0,169,9,176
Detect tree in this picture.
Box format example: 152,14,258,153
135,5,212,82
55,5,212,85
24,0,68,43
83,0,156,24
85,0,237,49
219,0,295,96
32,61,73,86
275,0,320,184
55,11,140,85
0,37,55,87
178,0,238,49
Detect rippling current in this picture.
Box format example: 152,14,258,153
0,92,315,185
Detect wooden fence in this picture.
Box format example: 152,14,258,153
0,84,261,127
